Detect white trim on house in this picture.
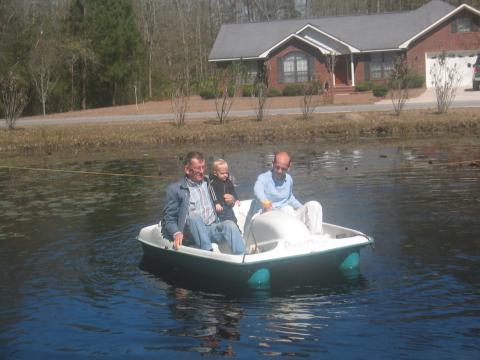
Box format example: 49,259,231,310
209,56,261,62
295,24,360,53
258,33,327,58
361,48,404,53
399,4,480,49
303,35,337,54
350,54,355,87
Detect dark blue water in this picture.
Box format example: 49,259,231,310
1,139,479,359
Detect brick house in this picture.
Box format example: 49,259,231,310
208,1,480,91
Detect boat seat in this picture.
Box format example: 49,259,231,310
245,210,311,252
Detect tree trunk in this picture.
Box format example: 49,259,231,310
81,54,87,110
71,55,75,111
112,82,116,107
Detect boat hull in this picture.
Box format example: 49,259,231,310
140,240,368,287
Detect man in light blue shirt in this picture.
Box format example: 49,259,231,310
247,151,323,234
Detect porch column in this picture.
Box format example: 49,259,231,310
350,54,355,87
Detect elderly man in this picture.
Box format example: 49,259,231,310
161,151,245,254
247,151,323,234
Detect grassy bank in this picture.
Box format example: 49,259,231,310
1,109,480,155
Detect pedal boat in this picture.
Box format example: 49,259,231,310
137,200,374,287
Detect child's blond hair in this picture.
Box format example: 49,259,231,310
212,159,228,174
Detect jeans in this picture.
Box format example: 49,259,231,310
186,215,245,254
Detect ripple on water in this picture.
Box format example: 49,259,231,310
1,139,480,359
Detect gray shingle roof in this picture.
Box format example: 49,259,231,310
209,0,455,60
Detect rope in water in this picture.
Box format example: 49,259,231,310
1,159,478,180
0,165,166,179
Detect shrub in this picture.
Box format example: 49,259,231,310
242,84,254,97
198,79,215,99
282,84,304,96
267,87,282,97
304,80,324,95
372,84,388,97
199,88,216,99
198,79,235,99
355,81,374,92
406,73,425,88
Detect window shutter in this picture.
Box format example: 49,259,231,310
364,62,370,81
277,57,284,84
451,18,457,33
308,54,315,81
473,17,479,32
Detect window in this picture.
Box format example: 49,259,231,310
366,52,395,80
452,17,476,33
279,52,310,83
244,61,258,84
458,17,472,32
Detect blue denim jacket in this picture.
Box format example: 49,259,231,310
161,176,217,240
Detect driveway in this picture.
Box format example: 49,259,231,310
375,87,480,104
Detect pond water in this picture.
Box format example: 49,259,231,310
1,139,479,359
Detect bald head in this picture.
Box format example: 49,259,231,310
272,151,291,181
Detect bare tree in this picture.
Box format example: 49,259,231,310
324,52,337,103
29,28,61,116
175,0,190,85
300,78,321,120
389,56,410,116
64,39,95,111
171,77,190,127
135,0,159,99
252,83,268,122
214,66,238,124
0,70,28,130
430,51,462,114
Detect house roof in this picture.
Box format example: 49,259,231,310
209,0,456,61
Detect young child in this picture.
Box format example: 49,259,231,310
209,159,240,224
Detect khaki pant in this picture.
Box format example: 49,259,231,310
278,201,323,234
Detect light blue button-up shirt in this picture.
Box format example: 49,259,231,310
254,170,302,210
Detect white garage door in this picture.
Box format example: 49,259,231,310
425,50,479,88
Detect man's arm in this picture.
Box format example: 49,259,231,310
163,183,181,238
253,173,269,202
254,173,273,210
229,178,239,201
223,178,239,206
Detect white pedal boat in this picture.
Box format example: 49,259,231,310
138,200,374,287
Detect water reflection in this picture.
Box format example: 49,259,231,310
1,139,480,358
139,266,368,357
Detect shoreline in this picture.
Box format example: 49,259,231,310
2,108,480,156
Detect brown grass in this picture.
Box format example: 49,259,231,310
2,108,480,155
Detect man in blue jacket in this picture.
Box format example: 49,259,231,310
161,151,245,254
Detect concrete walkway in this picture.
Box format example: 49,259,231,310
375,87,480,104
12,88,480,127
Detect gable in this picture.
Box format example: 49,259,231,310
209,0,457,61
400,3,480,48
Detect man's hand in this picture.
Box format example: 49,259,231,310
224,193,235,205
173,232,184,250
262,199,272,212
215,203,224,212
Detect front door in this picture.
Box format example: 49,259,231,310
334,55,349,86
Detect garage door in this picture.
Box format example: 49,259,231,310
425,50,479,88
